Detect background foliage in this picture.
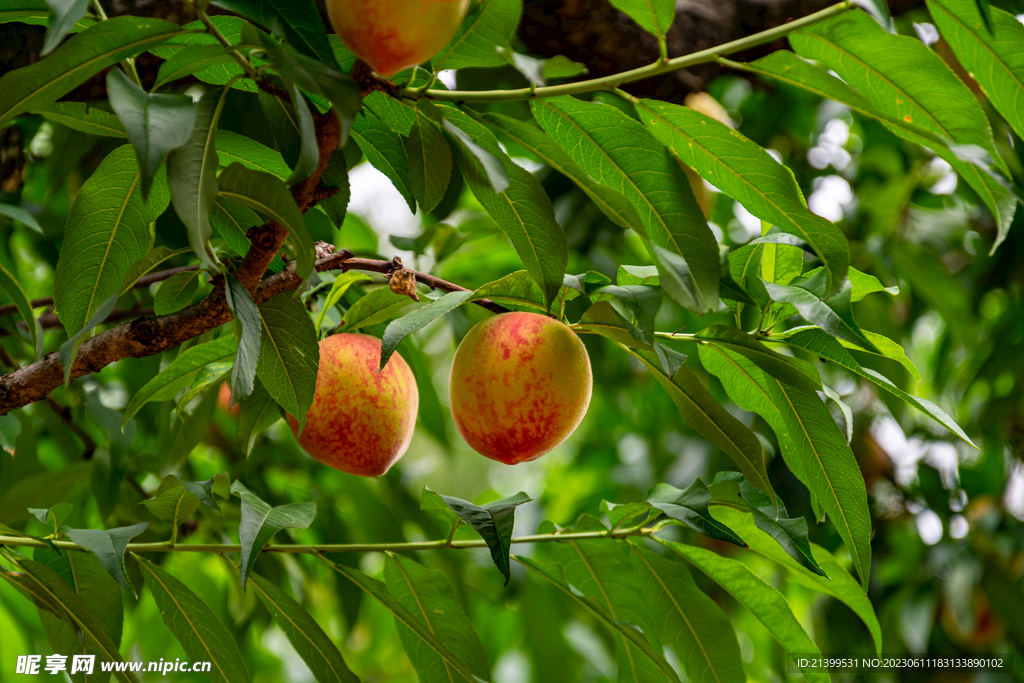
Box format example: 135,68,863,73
1,0,1024,681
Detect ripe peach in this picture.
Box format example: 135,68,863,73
289,334,419,477
449,312,593,464
326,0,471,77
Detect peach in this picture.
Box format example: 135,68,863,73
449,312,593,464
326,0,471,77
289,334,419,476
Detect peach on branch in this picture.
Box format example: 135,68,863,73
326,0,471,77
449,312,593,464
289,334,419,477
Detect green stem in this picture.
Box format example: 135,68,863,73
401,1,852,103
190,1,257,79
0,528,654,555
90,0,143,86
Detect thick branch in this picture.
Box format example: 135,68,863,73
0,247,508,415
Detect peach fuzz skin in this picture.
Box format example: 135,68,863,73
289,334,419,477
449,312,593,464
326,0,470,77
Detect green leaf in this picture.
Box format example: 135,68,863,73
327,562,483,682
848,267,898,301
281,83,319,184
153,270,201,315
249,574,360,683
781,327,973,446
140,475,202,525
532,97,719,307
0,261,41,359
225,276,261,404
1,559,138,683
572,301,651,349
384,554,492,683
315,272,372,332
255,293,319,433
53,145,168,337
696,325,822,390
479,111,644,233
34,100,126,136
212,0,335,67
406,109,453,213
106,68,196,200
0,201,41,233
654,537,827,683
338,287,415,332
136,556,250,683
351,112,416,212
841,329,920,381
710,505,882,655
120,246,190,291
438,492,531,585
28,503,73,532
928,0,1024,141
791,11,1018,251
210,198,284,271
698,343,872,585
318,149,350,227
217,162,315,278
608,0,674,38
154,43,235,89
0,0,47,25
650,243,709,314
442,117,509,193
637,98,849,297
363,91,416,135
549,523,678,683
122,336,236,424
182,473,230,512
631,544,745,683
432,0,521,71
514,554,680,683
443,107,567,308
420,488,461,526
624,344,777,505
57,289,119,386
647,480,745,546
231,480,315,588
237,378,282,456
379,291,473,372
63,522,149,596
763,277,879,353
217,130,292,178
248,27,360,141
724,475,827,577
167,87,223,270
470,270,562,312
0,16,183,128
35,546,123,680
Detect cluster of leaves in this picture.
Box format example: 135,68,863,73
2,470,882,683
0,0,1023,679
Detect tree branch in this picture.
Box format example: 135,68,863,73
0,526,654,554
0,265,200,319
0,247,507,416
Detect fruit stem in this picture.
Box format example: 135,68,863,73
400,1,853,103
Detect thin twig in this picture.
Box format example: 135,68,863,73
0,527,655,554
0,266,199,318
400,1,853,103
